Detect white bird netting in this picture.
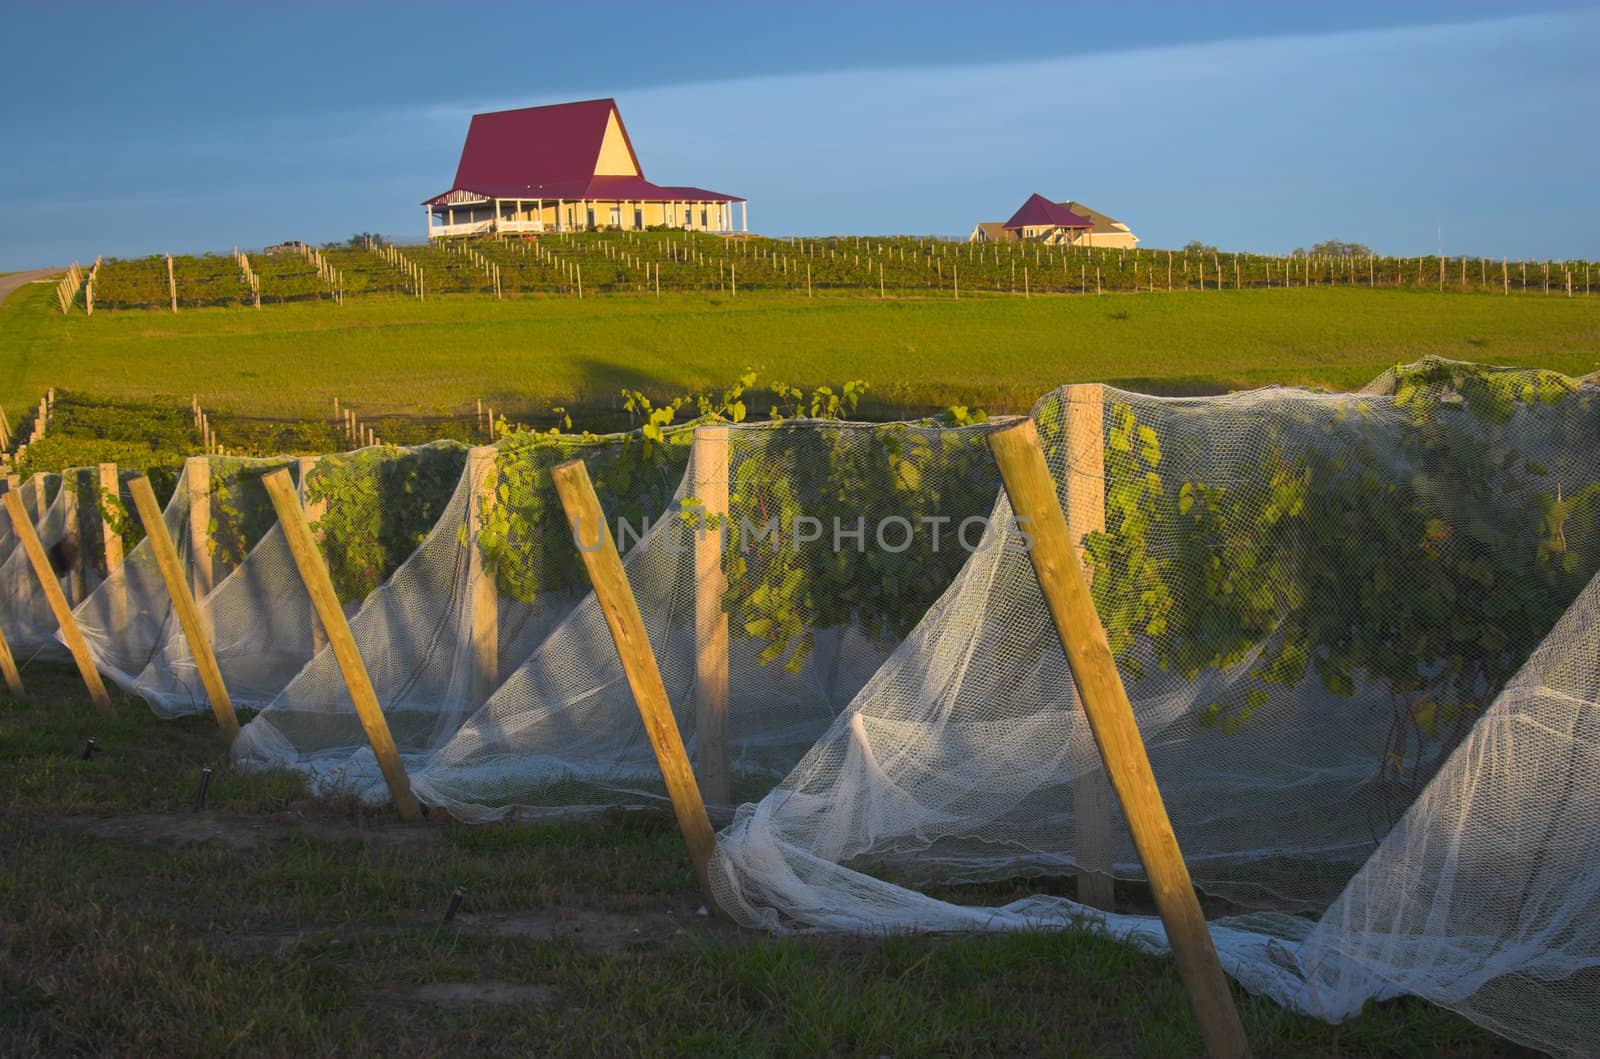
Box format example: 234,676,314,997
237,418,1003,818
706,361,1600,1057
403,417,1004,818
233,427,694,786
1,469,105,658
12,359,1599,1055
75,456,298,708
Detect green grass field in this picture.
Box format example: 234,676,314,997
3,281,1597,428
0,668,1534,1056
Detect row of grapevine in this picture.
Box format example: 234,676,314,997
77,234,1600,313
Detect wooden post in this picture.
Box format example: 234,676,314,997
61,470,84,605
0,476,24,694
186,457,213,603
98,462,126,629
692,426,730,804
128,477,239,741
465,446,499,705
261,468,421,820
1066,384,1115,911
2,490,112,715
298,457,328,655
0,607,21,697
166,253,178,312
551,457,718,906
987,419,1249,1059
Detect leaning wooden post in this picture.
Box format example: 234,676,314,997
185,456,213,604
1065,383,1115,911
298,457,328,655
166,253,178,312
2,490,111,714
0,478,24,694
692,425,731,804
0,611,22,697
551,457,719,907
261,468,421,821
127,476,239,741
98,462,126,629
988,419,1250,1059
465,446,499,705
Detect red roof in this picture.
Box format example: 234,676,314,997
423,98,742,205
1003,193,1091,230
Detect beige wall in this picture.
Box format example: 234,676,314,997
1081,231,1140,249
594,111,640,176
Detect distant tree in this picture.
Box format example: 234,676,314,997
1310,239,1375,257
347,232,387,249
1183,240,1219,254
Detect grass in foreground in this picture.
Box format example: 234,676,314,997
2,281,1596,424
0,666,1534,1056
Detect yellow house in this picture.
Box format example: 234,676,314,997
969,193,1138,248
424,98,746,237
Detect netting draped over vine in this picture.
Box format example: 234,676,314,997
75,457,278,706
1,469,105,658
175,442,467,711
233,427,694,786
400,418,1005,817
707,363,1600,1058
11,359,1600,1055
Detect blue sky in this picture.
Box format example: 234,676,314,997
1,1,1596,268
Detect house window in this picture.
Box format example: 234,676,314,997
634,207,643,228
700,207,708,227
587,207,596,228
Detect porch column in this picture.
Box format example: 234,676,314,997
741,201,748,233
558,199,565,231
425,205,433,239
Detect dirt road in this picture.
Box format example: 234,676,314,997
0,268,60,312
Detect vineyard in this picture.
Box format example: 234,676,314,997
0,360,1595,1055
62,232,1600,312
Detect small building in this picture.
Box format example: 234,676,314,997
969,193,1139,248
424,98,746,238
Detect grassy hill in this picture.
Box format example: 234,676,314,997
3,282,1597,432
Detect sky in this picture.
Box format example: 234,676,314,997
1,1,1596,268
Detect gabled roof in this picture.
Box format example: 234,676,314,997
1057,201,1132,236
1003,193,1091,231
422,97,742,206
454,98,642,190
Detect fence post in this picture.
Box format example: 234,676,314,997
988,419,1250,1059
261,468,421,820
61,469,84,605
185,456,213,605
298,457,328,655
551,457,719,908
465,446,499,705
166,253,178,312
2,490,111,714
128,476,239,740
28,472,48,522
692,426,730,804
98,462,126,629
1066,384,1115,911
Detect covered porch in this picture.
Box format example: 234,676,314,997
425,191,749,239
